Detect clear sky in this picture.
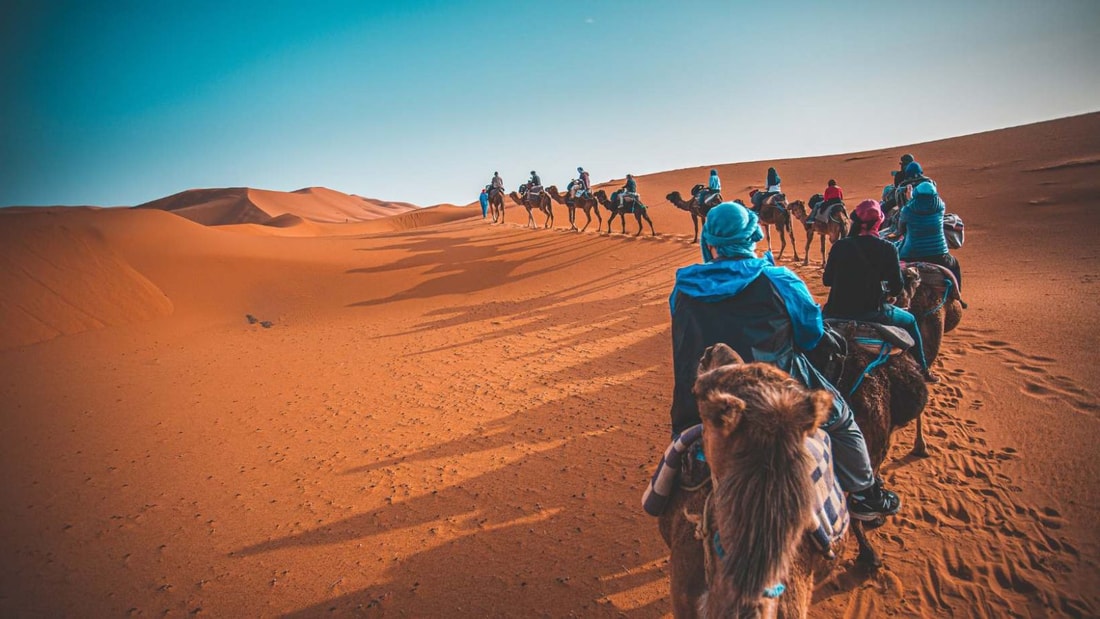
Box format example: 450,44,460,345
3,0,1098,207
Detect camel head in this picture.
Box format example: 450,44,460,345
787,200,806,220
666,191,689,210
592,189,610,205
693,343,829,475
507,191,524,206
692,343,831,617
545,185,565,204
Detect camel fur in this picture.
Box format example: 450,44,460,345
660,344,844,618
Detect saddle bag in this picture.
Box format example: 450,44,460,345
943,213,965,249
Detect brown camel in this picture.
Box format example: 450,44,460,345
593,189,656,237
787,199,849,266
546,184,602,232
660,344,844,618
508,184,554,229
487,187,505,224
897,263,964,369
665,185,720,244
809,320,930,565
746,193,800,262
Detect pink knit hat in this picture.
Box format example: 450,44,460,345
854,199,884,235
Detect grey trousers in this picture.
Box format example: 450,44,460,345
823,403,875,492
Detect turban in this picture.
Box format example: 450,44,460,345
701,202,764,262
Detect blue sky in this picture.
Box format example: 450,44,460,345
2,0,1098,207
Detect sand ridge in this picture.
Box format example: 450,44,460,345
1,113,1098,617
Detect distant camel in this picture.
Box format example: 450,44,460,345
747,191,800,262
487,187,505,224
661,344,846,617
546,184,602,232
898,263,965,369
809,319,930,565
788,198,849,266
665,184,720,244
508,184,554,229
593,189,656,237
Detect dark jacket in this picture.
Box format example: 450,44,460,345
822,236,904,318
624,177,637,193
669,254,844,434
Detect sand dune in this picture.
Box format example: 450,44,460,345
137,186,420,226
1,113,1098,617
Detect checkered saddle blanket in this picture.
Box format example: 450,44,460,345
642,426,849,553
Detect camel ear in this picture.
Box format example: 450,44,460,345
805,390,834,433
700,392,746,437
698,343,743,374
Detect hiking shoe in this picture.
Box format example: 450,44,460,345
923,369,941,384
848,483,901,521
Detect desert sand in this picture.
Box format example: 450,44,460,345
1,113,1098,617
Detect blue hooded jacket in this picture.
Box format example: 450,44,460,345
709,170,721,192
668,252,847,434
898,182,948,259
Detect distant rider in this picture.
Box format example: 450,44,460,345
751,167,782,211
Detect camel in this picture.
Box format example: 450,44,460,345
809,320,930,566
746,192,800,262
593,189,656,237
546,184,602,232
487,187,505,224
665,185,720,244
508,184,554,229
660,343,844,618
787,199,849,266
897,263,964,369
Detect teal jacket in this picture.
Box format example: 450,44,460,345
898,194,948,258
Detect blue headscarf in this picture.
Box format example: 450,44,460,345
905,161,923,177
701,202,764,262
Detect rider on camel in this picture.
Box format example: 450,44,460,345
823,199,939,383
668,202,903,521
699,169,721,207
616,174,639,208
527,170,542,195
572,166,591,199
810,179,844,222
490,171,504,194
898,181,963,292
751,167,782,211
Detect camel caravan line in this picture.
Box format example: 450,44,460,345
486,173,857,257
633,159,967,616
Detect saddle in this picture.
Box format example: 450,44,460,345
824,319,913,355
817,200,846,224
902,261,961,302
617,192,640,211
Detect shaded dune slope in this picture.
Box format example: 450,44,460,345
0,209,173,349
136,186,419,226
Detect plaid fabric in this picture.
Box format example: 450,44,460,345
642,425,704,516
804,428,850,551
642,426,849,552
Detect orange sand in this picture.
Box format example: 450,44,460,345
1,114,1098,617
